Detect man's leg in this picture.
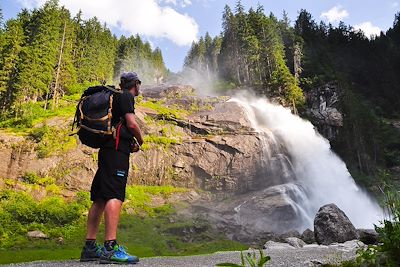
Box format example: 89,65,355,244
86,200,106,239
104,198,123,240
80,200,106,262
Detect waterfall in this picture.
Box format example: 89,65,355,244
230,92,383,229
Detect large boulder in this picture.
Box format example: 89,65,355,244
314,204,358,245
357,229,379,245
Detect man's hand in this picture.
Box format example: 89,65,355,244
125,113,144,146
130,141,140,153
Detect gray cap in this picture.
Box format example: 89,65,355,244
120,72,141,84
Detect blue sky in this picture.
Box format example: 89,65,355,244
1,0,399,72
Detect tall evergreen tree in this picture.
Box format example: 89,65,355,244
0,18,25,111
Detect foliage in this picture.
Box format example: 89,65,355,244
0,0,166,120
185,3,304,106
375,188,400,266
216,249,271,267
124,185,187,216
0,186,247,264
21,172,41,184
0,190,86,248
29,125,76,158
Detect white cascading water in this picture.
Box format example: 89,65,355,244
230,92,383,229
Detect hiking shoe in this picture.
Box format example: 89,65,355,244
100,244,139,264
80,243,103,262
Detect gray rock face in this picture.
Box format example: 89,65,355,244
314,204,358,245
190,183,311,245
305,82,343,141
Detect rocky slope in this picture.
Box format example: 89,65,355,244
0,83,380,244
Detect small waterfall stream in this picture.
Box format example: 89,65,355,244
230,93,382,230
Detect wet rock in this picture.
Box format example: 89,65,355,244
314,204,358,245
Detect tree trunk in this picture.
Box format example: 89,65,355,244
52,21,67,110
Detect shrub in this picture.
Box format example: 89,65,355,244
30,125,77,158
216,249,271,267
21,172,40,184
375,188,400,266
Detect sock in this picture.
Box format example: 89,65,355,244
85,239,96,248
104,240,117,251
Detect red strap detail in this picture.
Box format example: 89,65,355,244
115,123,122,150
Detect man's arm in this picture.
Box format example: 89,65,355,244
125,113,144,146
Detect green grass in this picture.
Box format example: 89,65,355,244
0,186,246,264
0,214,246,264
0,248,80,264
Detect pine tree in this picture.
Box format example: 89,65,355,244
219,4,240,83
15,0,64,105
0,18,25,111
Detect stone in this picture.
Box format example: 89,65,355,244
301,228,316,244
57,237,64,244
27,230,48,239
284,237,306,248
314,204,358,245
357,229,379,245
280,230,301,240
329,240,365,252
263,240,295,250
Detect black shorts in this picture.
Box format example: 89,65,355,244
91,147,130,202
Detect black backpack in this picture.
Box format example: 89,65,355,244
72,85,122,148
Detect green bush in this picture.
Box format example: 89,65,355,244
29,125,77,158
21,172,40,184
0,190,87,248
375,189,400,266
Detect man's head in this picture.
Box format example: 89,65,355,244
120,72,141,96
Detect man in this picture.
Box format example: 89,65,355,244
80,72,144,264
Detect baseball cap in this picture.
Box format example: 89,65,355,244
120,72,141,84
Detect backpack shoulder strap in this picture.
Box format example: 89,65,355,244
104,85,122,94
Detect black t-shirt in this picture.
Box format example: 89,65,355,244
104,90,135,154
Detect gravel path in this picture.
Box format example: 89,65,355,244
3,245,358,267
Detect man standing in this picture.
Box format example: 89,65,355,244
80,72,144,264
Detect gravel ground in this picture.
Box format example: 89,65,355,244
3,246,357,267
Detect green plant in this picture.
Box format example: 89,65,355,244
21,172,40,184
216,249,271,267
45,184,61,195
30,126,77,158
375,187,400,266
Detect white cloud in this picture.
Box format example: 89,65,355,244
16,0,198,46
391,2,399,8
354,22,381,38
160,0,192,8
320,5,349,23
163,0,177,5
182,0,192,8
